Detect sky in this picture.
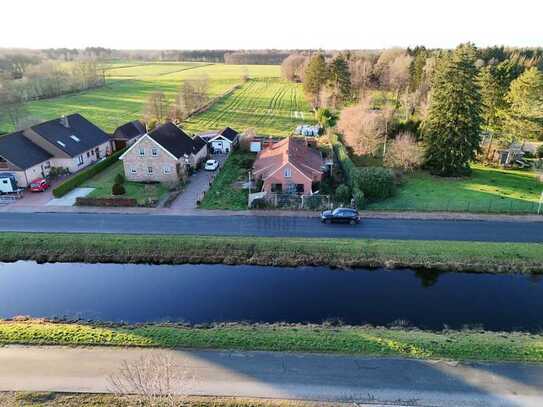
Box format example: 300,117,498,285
1,0,542,50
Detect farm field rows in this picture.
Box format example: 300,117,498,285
184,78,313,136
0,62,282,134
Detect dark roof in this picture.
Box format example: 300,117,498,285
192,135,208,153
147,123,199,159
218,127,239,142
31,114,110,157
0,131,53,170
113,121,146,141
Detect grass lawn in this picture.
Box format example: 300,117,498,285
2,321,543,363
1,232,542,273
199,151,256,210
368,164,543,213
184,78,314,137
81,161,169,206
0,63,281,134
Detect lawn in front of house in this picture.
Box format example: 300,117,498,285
199,150,256,209
81,161,169,206
368,164,543,213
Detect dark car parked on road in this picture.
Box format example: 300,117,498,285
320,208,360,224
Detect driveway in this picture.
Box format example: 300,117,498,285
169,155,226,210
45,187,94,206
1,346,543,406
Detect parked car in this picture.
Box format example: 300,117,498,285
320,208,360,224
204,159,219,171
29,178,50,192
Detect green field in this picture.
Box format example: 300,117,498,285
1,60,312,138
184,78,312,136
368,164,543,213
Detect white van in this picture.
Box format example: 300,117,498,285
0,173,18,194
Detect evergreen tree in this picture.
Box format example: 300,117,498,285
327,55,351,106
408,49,428,91
423,44,483,176
478,66,504,134
303,54,328,107
503,67,543,142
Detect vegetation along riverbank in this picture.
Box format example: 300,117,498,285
1,232,542,273
2,320,543,363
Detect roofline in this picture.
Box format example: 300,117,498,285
0,153,23,171
119,134,179,161
208,134,235,143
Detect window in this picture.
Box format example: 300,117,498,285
86,152,90,158
151,148,159,157
284,167,292,178
130,168,137,174
70,135,81,142
77,155,84,165
163,166,171,174
57,140,66,148
139,147,145,157
91,149,95,156
147,166,153,175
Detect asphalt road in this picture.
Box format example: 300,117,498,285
0,212,542,242
0,346,542,406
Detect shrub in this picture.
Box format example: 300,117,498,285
353,167,396,201
112,183,126,196
335,184,351,204
352,187,365,208
52,148,126,198
76,197,137,207
537,145,543,158
250,198,267,209
114,173,125,185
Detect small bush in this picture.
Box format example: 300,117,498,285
335,184,351,204
536,145,543,158
114,173,125,185
250,198,267,209
352,187,365,208
112,183,126,196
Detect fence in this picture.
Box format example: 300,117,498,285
368,198,542,215
258,193,332,210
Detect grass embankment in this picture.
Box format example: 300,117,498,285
2,321,543,363
199,151,256,210
368,164,542,214
1,232,542,273
1,392,318,407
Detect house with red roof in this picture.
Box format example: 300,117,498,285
252,137,324,195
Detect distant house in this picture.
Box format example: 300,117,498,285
200,127,239,154
0,114,112,187
252,137,324,195
112,120,146,150
119,122,208,183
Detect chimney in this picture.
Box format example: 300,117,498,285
60,115,69,128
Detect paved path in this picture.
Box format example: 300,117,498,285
170,155,226,210
45,187,94,206
0,346,542,406
0,212,542,242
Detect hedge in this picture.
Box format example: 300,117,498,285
331,134,395,203
75,197,137,207
52,148,126,198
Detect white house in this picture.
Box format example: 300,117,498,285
202,127,239,154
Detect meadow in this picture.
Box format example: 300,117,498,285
0,62,295,134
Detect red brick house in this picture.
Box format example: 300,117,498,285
252,137,324,194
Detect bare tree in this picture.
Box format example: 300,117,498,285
338,98,385,156
388,54,413,107
349,58,374,100
0,80,27,128
240,127,256,151
281,54,308,82
108,353,194,407
384,132,424,172
144,92,170,123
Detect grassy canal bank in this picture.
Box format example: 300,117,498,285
0,232,542,273
2,321,543,363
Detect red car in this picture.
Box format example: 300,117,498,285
29,178,50,192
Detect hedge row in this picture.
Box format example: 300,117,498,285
75,197,137,207
52,148,126,198
330,134,395,203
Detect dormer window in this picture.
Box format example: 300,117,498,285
70,135,81,142
284,167,292,178
57,141,66,148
